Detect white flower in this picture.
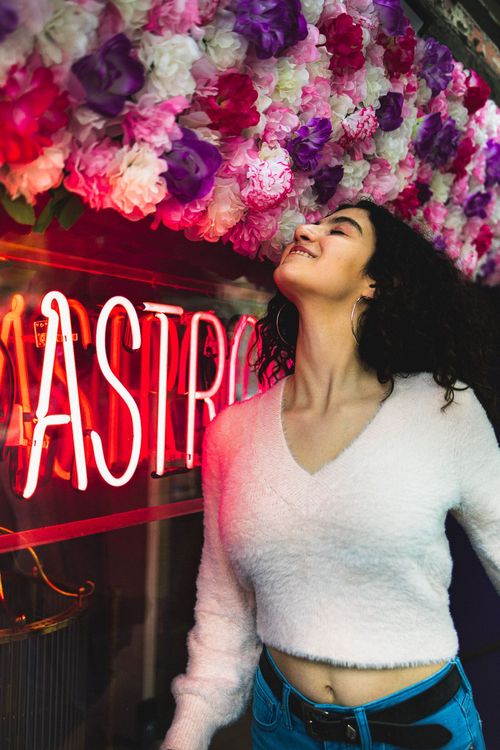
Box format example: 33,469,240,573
201,10,248,70
107,143,167,218
0,133,71,204
415,79,433,106
138,32,202,101
36,0,101,67
300,0,325,25
241,145,293,210
112,0,152,30
374,103,417,167
272,59,309,108
364,63,391,108
0,28,34,87
446,100,469,132
444,205,466,233
430,171,454,204
340,156,370,189
305,46,332,80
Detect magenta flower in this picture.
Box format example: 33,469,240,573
376,92,404,131
71,34,145,117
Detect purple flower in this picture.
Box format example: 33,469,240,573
162,127,222,203
413,114,459,168
417,38,454,97
373,0,407,37
429,116,459,168
432,235,446,252
0,1,18,41
413,112,442,160
476,256,496,281
376,92,404,131
285,117,332,172
230,0,308,59
71,34,145,117
484,138,500,188
312,165,344,204
463,191,491,219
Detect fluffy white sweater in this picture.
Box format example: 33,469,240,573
162,371,500,750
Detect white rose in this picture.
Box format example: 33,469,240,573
446,100,469,132
374,103,417,167
202,10,248,70
272,59,309,108
0,28,34,87
112,0,152,30
364,63,391,108
340,156,370,189
107,143,167,218
430,171,454,204
36,0,101,67
444,205,466,234
138,32,202,101
300,0,325,24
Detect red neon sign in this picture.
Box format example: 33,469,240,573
0,291,258,499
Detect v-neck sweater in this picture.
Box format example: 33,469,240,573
161,371,500,750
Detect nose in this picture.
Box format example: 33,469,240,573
293,222,319,243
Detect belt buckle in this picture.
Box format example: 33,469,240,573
301,704,359,744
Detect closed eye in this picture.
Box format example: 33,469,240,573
330,229,344,234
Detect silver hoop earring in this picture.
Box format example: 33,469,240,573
275,303,290,346
351,295,367,345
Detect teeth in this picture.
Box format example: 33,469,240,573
291,250,313,258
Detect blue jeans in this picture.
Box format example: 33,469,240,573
251,645,486,750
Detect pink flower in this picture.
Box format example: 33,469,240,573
442,227,461,260
222,206,281,260
151,193,210,231
122,94,189,153
362,158,399,202
300,79,332,120
450,61,467,97
471,223,493,258
64,138,119,210
337,106,378,148
145,0,200,35
241,150,293,209
284,24,323,65
422,201,448,233
450,174,469,204
427,91,449,120
261,105,300,147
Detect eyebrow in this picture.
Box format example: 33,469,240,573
317,215,364,236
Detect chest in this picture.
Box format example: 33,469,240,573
281,398,383,475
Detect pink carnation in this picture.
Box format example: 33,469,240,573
442,227,461,260
222,207,281,260
284,25,323,65
241,151,293,210
450,174,469,204
362,158,399,202
151,193,211,231
427,91,449,120
300,79,332,120
145,0,200,35
337,106,378,148
262,106,300,147
422,201,448,233
122,94,189,154
450,61,468,97
64,138,119,210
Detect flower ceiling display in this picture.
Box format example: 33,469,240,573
0,0,498,282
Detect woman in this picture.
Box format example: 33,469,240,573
162,199,499,750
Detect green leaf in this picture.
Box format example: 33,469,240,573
0,189,35,225
33,198,57,233
57,194,84,230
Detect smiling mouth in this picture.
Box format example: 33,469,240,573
288,246,316,259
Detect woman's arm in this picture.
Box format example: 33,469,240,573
160,415,262,750
450,387,500,595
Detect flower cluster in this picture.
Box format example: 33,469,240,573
0,0,498,281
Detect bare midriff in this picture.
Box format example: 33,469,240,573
266,645,449,706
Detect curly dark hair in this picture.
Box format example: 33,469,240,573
248,199,499,424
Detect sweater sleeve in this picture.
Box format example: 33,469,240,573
450,386,500,596
161,414,263,750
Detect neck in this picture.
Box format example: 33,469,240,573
285,306,381,412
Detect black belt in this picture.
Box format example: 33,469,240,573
259,647,462,749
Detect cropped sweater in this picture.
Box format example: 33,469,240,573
162,371,500,750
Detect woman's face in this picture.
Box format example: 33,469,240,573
273,207,377,305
